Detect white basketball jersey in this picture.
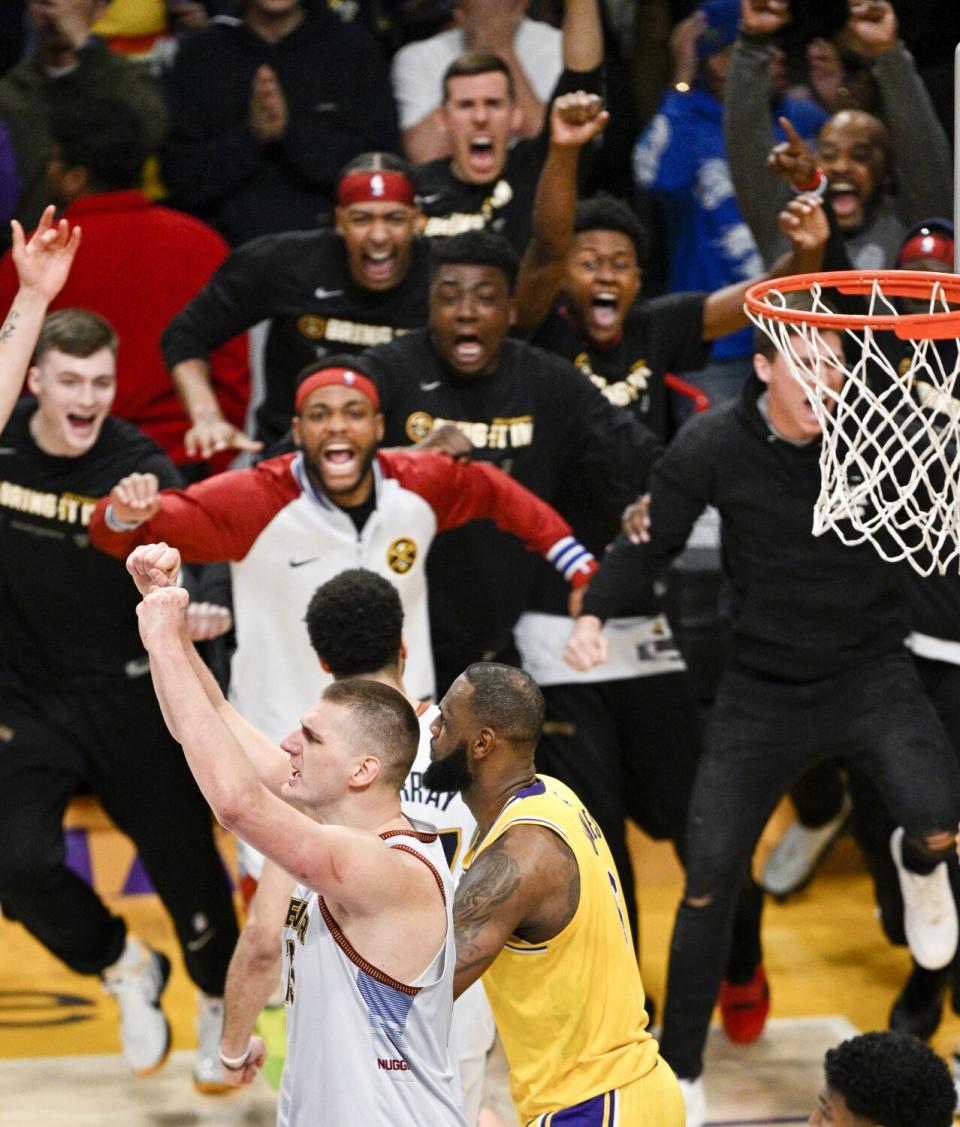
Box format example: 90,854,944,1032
277,820,467,1127
403,704,477,884
404,706,497,1123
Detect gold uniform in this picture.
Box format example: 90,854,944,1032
461,774,684,1126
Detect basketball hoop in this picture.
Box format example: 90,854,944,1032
745,269,960,576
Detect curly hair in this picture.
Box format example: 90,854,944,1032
824,1031,955,1126
429,230,519,292
574,192,649,266
304,569,403,677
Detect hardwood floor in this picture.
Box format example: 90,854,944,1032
1,806,957,1124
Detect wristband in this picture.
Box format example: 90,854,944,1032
791,167,827,197
104,504,144,533
219,1041,252,1071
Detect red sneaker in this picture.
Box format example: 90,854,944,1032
719,963,770,1044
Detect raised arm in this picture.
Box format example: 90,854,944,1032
384,450,599,589
0,207,81,431
514,92,609,336
701,193,828,340
849,1,952,223
561,0,604,75
135,587,431,913
723,1,794,263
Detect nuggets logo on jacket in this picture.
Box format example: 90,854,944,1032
406,412,434,442
388,538,417,574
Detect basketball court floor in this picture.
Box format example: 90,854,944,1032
1,803,957,1125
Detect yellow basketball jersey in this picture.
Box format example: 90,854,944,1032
461,775,659,1121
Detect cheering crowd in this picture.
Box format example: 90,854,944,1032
2,0,960,1123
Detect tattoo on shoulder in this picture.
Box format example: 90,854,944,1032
0,309,19,345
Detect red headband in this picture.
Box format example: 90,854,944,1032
337,171,416,209
898,231,954,267
295,367,381,412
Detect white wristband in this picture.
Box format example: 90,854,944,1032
218,1040,252,1070
104,503,143,533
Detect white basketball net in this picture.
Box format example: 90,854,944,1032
747,276,960,576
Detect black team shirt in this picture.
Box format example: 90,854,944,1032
0,402,181,688
415,66,604,254
362,329,660,685
161,230,431,447
532,291,709,442
527,290,709,612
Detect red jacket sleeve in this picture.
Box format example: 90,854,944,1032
90,454,301,563
379,450,598,588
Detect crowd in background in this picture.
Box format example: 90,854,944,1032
3,0,960,1124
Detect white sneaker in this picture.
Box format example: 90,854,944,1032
891,827,959,971
101,938,171,1075
762,791,852,899
193,993,231,1094
678,1076,706,1127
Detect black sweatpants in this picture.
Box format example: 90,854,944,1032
534,671,762,981
0,670,237,994
660,652,960,1079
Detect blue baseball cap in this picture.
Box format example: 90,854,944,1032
696,0,740,59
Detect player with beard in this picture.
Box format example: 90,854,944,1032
414,0,603,254
90,359,600,738
502,91,827,1045
160,154,430,452
424,662,685,1124
361,229,661,694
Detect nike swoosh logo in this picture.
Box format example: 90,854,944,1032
289,557,321,568
419,380,441,391
418,193,442,205
314,287,344,300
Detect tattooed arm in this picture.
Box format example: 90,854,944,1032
453,822,581,998
0,207,81,432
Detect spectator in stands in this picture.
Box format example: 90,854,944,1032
392,0,562,163
162,0,400,245
632,0,826,409
0,0,166,244
0,96,249,480
359,229,661,696
726,0,952,271
414,0,602,253
161,154,428,454
564,296,960,1127
507,96,829,1039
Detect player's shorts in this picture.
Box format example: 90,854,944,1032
524,1057,685,1126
